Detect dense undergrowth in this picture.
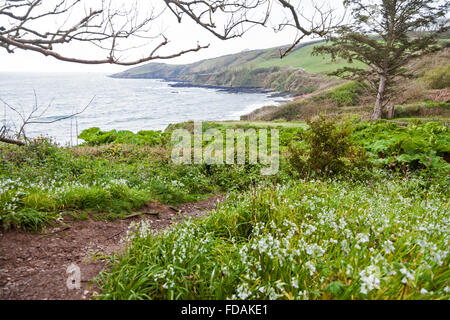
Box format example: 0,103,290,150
352,120,450,173
1,119,448,231
92,119,448,300
0,138,278,231
393,101,450,119
1,118,449,300
248,81,370,121
97,176,449,300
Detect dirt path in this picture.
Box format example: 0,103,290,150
0,195,223,300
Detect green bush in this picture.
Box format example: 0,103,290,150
288,115,370,178
268,101,304,121
78,128,168,146
317,81,366,107
296,85,318,95
351,120,450,174
423,64,450,89
394,101,450,118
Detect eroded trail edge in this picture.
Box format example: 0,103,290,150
0,195,224,300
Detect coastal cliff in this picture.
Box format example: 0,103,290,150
111,41,343,95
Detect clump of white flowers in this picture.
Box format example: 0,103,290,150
121,220,153,244
399,265,415,284
359,265,381,295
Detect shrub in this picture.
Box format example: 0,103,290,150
78,128,168,146
394,101,450,118
288,115,370,178
296,85,318,95
351,120,450,175
1,138,65,167
423,64,450,89
317,81,366,107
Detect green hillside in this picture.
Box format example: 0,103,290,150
115,35,450,89
112,41,363,94
243,48,450,122
251,43,365,74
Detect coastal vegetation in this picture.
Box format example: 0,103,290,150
97,176,449,300
1,116,449,299
2,38,449,299
243,48,450,122
1,0,449,302
1,34,449,299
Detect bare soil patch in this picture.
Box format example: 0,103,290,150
0,195,223,300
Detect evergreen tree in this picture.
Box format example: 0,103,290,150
314,0,449,120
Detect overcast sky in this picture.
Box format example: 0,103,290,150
0,0,342,73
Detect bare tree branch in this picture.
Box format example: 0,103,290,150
164,0,272,40
164,1,345,58
275,0,346,57
0,0,209,65
0,93,95,146
27,96,94,124
1,1,345,65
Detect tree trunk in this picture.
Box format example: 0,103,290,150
0,136,25,146
371,74,387,121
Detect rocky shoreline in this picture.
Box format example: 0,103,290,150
168,81,295,99
109,74,296,99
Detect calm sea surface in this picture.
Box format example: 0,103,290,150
0,72,287,145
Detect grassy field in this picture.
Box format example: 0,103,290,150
208,120,308,129
253,43,366,74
